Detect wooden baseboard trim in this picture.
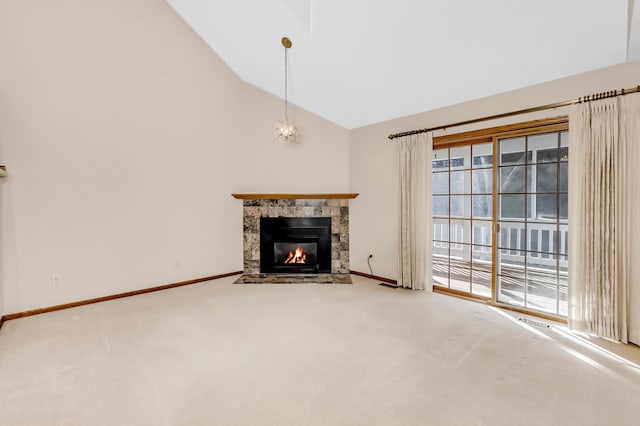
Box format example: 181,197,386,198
350,270,397,285
0,271,242,328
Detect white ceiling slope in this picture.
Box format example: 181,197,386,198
629,0,640,61
167,0,632,129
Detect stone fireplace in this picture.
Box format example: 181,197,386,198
231,193,358,283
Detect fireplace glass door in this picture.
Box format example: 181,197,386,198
260,217,331,273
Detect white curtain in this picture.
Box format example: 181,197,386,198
397,132,433,290
568,93,640,344
620,93,640,344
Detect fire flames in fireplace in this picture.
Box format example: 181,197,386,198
260,217,330,273
283,246,307,264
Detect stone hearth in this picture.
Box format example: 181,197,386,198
234,273,353,284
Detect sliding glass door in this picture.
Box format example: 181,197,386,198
432,142,493,299
496,131,568,317
432,127,568,318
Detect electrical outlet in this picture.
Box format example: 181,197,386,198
51,276,61,286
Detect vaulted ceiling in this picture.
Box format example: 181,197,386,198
167,0,638,129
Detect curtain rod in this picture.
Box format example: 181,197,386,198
388,85,640,140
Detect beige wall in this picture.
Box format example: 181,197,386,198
0,0,349,314
2,0,637,316
349,59,640,280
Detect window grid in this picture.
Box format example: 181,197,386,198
432,142,493,298
496,131,568,316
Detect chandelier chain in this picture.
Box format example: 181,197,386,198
274,36,298,143
284,43,289,122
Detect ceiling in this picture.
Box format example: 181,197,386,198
167,0,637,129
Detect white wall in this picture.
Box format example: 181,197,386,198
349,59,640,280
0,0,349,314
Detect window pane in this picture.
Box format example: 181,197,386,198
433,172,448,195
500,137,526,165
534,194,558,220
498,276,525,307
535,163,558,192
433,219,449,242
472,220,492,246
433,148,449,171
559,224,568,256
433,239,449,258
497,222,525,250
529,226,539,252
450,269,471,293
451,241,471,263
559,147,568,161
526,254,559,314
559,163,568,192
527,255,558,279
472,195,492,219
535,148,559,163
433,196,449,216
526,223,559,252
450,146,470,170
559,270,568,288
529,133,559,163
472,169,492,194
450,245,471,292
450,220,471,245
498,249,526,277
472,142,493,168
472,244,492,267
508,227,522,253
500,166,528,193
473,155,493,168
499,194,525,219
433,254,449,287
559,194,568,220
450,170,470,194
451,195,471,218
540,230,550,253
472,266,492,298
527,280,559,314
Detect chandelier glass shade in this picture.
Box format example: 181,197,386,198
274,37,298,143
274,119,298,143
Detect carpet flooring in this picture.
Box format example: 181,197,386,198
1,275,639,426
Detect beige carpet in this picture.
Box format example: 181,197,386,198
1,275,639,426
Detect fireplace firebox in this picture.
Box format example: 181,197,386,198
260,217,331,273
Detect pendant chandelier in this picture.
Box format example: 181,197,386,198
274,37,298,143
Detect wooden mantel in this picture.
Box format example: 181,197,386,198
232,193,359,200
